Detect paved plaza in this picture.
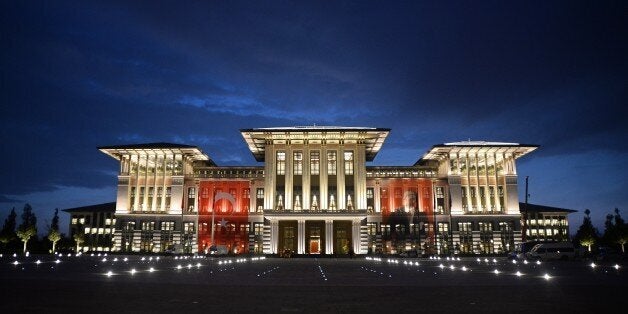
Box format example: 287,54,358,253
1,254,626,313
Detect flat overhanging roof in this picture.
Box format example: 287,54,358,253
240,126,390,162
98,142,210,162
418,141,539,164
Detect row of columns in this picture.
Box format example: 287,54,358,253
264,143,367,211
268,219,362,254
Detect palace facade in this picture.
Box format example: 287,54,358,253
98,126,547,255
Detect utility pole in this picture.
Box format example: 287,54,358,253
210,188,216,251
523,176,529,242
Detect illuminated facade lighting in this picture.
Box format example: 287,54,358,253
83,126,577,256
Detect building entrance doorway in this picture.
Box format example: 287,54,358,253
306,221,325,254
309,238,320,253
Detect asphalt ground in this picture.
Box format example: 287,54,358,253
0,254,625,313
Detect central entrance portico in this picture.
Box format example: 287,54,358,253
267,214,363,255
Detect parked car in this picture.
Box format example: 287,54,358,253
595,246,624,262
398,250,419,258
526,242,575,261
208,245,229,255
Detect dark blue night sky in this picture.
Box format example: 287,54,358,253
1,1,626,235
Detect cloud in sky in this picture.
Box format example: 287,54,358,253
1,0,626,231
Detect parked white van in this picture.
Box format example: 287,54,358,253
526,242,575,261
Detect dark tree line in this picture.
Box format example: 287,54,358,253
0,204,73,254
573,208,627,253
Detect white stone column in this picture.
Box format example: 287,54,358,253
303,146,310,210
285,145,293,211
298,220,305,254
264,145,276,210
270,220,279,254
352,220,361,254
170,175,184,215
505,175,520,215
325,220,334,254
355,144,367,211
338,146,346,210
320,148,328,210
449,176,463,215
374,180,381,213
116,176,130,214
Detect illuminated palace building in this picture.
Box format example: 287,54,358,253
98,126,556,255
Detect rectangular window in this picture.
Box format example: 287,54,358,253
479,186,486,211
184,222,195,234
366,187,374,212
256,188,264,212
498,186,505,211
293,151,303,175
470,187,477,211
165,187,171,209
276,151,286,175
461,187,468,211
327,151,337,175
344,151,354,175
187,187,196,212
489,186,496,211
310,151,320,175
161,221,175,231
254,223,264,236
435,186,445,214
129,187,136,211
142,221,155,231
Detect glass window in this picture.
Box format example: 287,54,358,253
327,151,337,175
276,151,286,175
344,151,354,175
293,151,303,175
310,151,320,175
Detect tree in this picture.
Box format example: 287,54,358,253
612,208,627,253
0,208,18,248
573,209,599,252
47,208,61,253
17,204,37,253
73,223,85,253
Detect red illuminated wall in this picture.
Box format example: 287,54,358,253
197,181,250,254
380,178,435,241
